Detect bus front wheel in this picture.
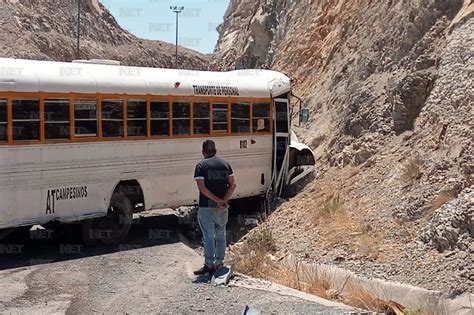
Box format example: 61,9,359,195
82,191,133,246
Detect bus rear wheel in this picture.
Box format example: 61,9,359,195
82,191,133,246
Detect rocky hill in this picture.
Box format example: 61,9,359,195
0,0,472,303
0,0,209,69
215,0,473,297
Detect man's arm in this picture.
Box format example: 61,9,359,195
196,179,226,206
222,175,236,203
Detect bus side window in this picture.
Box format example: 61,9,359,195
172,102,190,136
212,103,228,133
0,99,6,141
193,102,210,135
12,99,40,141
150,101,169,136
75,99,98,137
252,103,270,133
231,102,250,133
44,99,70,140
127,100,147,137
102,99,124,137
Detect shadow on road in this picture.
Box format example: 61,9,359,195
0,200,270,272
0,214,190,271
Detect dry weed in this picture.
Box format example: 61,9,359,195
343,280,405,314
429,190,456,211
319,194,342,218
299,265,340,300
229,228,277,277
246,228,277,253
267,262,340,301
400,157,423,187
312,192,383,254
266,263,300,290
357,234,381,261
229,246,269,277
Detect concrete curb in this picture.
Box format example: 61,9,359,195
280,258,474,315
230,273,354,311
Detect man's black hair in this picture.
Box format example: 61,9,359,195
202,140,217,156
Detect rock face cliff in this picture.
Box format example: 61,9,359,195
215,0,473,295
0,0,208,68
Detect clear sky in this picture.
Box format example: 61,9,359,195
100,0,230,54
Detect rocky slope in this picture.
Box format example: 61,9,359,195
0,0,208,69
215,0,473,296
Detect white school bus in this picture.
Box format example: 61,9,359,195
0,58,314,244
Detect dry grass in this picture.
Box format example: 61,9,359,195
310,190,386,260
400,157,423,187
315,194,364,245
229,228,277,277
300,265,340,300
343,280,406,314
230,245,269,277
266,263,300,290
357,234,382,261
231,239,410,314
246,228,277,253
428,190,456,211
415,190,458,228
318,194,343,218
267,262,340,301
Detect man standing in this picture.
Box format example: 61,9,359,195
194,140,236,275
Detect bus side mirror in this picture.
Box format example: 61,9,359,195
299,108,310,124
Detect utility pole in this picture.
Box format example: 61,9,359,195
76,0,81,59
170,6,184,68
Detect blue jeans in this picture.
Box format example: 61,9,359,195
198,207,228,268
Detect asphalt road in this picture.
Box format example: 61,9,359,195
0,214,349,314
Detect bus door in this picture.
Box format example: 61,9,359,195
273,97,290,195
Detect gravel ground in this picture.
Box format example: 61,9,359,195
0,216,349,314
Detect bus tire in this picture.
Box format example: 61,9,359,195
82,191,133,246
280,183,298,198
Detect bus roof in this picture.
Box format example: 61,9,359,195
0,58,291,98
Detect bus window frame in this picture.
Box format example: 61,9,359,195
252,101,272,134
0,98,8,143
72,95,100,141
149,96,170,139
171,99,192,137
100,94,126,140
9,93,42,144
192,98,211,136
211,98,230,135
43,97,72,141
0,92,274,145
38,93,72,143
231,98,252,135
125,95,148,139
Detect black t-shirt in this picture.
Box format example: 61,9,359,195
194,155,234,208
